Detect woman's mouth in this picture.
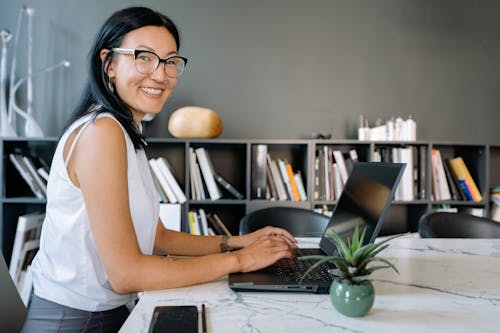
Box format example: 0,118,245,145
140,87,163,95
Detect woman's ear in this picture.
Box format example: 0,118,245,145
100,49,114,77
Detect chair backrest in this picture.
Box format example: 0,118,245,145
239,207,330,237
419,212,500,238
0,252,27,332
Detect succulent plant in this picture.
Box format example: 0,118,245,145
300,225,400,284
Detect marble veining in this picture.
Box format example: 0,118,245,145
120,237,500,333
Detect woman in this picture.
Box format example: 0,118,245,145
22,7,296,332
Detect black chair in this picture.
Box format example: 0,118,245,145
239,206,330,237
0,252,27,332
419,212,500,238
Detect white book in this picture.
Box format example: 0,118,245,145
15,239,39,286
333,163,343,200
22,156,47,197
9,154,45,199
148,159,178,203
434,150,451,200
37,167,49,182
198,208,209,236
392,148,402,201
293,171,307,201
159,203,182,232
156,157,187,204
277,159,293,200
333,150,349,185
399,147,415,201
19,265,34,306
194,163,206,200
9,212,44,280
323,147,330,201
195,148,222,200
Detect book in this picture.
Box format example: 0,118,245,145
21,155,47,197
198,208,209,236
268,155,288,201
458,179,474,201
206,213,225,235
195,148,222,200
149,159,178,203
442,157,461,200
9,212,45,280
265,162,278,200
430,149,451,201
158,203,182,231
211,213,232,236
188,211,200,235
206,213,231,236
333,150,349,185
313,155,320,200
212,172,244,199
322,147,330,201
152,173,169,203
448,157,482,202
277,159,294,201
16,240,39,306
418,146,427,200
156,157,187,203
294,171,307,201
444,158,466,201
9,153,45,199
251,145,267,199
285,162,301,201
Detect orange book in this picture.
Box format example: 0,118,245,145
448,157,482,202
285,162,301,201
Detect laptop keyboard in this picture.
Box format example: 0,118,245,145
272,249,334,282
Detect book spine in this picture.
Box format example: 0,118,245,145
277,159,293,200
285,163,301,201
458,179,474,201
448,157,482,202
251,145,268,199
195,148,222,200
148,159,178,203
9,154,45,199
213,172,244,199
156,157,187,203
268,156,288,201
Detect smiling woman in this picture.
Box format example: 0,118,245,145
20,6,297,333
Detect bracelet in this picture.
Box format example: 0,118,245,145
220,235,231,253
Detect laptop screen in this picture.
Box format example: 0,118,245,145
319,162,405,255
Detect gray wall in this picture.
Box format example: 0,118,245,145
2,0,500,143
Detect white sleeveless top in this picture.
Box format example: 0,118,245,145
31,112,159,311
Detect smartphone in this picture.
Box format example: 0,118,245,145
149,305,199,333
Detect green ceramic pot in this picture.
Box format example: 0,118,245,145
329,280,375,317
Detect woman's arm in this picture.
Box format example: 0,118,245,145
154,220,297,256
69,118,294,294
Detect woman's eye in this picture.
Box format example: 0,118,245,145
137,55,152,62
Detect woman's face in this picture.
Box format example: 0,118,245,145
104,25,179,124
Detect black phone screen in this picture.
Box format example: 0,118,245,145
149,305,198,333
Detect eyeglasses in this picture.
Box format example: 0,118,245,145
112,48,188,78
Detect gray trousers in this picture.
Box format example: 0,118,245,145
21,294,129,333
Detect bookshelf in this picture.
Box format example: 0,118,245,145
1,137,498,264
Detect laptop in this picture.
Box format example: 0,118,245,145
228,162,405,294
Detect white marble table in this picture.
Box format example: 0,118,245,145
120,237,500,333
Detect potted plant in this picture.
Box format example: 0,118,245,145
300,225,400,317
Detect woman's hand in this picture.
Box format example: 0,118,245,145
234,226,297,249
232,234,295,272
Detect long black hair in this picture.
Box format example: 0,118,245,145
66,7,181,149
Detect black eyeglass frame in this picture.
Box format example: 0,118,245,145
112,48,188,77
